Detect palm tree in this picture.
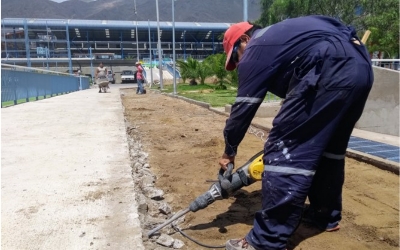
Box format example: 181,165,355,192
205,53,228,89
197,61,213,84
176,57,199,85
226,69,239,86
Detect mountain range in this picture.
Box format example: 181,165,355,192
1,0,262,23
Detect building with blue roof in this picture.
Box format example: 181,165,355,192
1,18,232,64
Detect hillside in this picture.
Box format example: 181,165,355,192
1,0,262,23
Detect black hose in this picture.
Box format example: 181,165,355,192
171,223,225,249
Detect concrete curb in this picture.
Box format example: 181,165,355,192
162,93,400,175
209,107,230,117
165,92,211,109
346,149,400,175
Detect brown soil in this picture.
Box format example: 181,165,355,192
121,89,399,250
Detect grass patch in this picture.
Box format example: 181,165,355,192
1,95,60,107
157,83,237,107
155,83,281,107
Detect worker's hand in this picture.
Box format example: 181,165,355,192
219,153,235,171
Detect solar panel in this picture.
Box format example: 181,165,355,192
348,136,400,163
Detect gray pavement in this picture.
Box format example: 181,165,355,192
1,84,144,250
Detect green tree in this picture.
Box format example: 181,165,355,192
197,61,213,85
257,0,275,25
258,0,399,58
260,0,366,25
205,53,229,89
180,73,188,84
360,0,399,58
176,57,199,85
227,69,239,86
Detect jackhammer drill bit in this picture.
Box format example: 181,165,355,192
147,207,190,237
147,182,224,237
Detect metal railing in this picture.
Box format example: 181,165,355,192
165,63,181,79
371,59,400,71
1,63,90,107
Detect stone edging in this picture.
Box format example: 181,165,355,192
163,92,400,175
346,149,399,175
121,89,186,249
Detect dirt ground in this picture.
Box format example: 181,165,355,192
121,89,399,250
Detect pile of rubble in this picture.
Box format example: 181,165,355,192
126,124,185,249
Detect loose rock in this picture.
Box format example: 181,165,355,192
156,234,175,247
173,239,185,249
144,187,164,200
158,202,172,215
141,175,155,188
136,193,148,214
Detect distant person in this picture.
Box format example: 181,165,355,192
74,69,81,76
136,61,145,94
75,69,82,90
95,62,109,93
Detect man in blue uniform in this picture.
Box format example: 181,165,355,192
219,16,373,250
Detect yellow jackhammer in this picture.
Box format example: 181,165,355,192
147,150,264,237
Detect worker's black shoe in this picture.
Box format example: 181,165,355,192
302,205,340,232
226,238,256,250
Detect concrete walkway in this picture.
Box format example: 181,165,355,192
1,84,144,250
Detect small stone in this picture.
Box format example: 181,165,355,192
379,237,385,241
156,234,174,247
138,157,147,165
173,239,185,249
139,168,152,176
145,188,164,200
158,202,172,215
147,200,163,217
141,175,155,188
136,194,148,214
133,162,142,171
139,152,149,159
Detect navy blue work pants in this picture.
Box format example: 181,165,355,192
246,39,373,250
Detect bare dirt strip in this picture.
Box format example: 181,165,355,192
121,89,399,250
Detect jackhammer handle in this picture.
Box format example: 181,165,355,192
219,163,234,190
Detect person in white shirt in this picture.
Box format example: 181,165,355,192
95,62,109,93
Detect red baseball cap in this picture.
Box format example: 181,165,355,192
223,22,253,71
